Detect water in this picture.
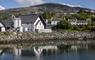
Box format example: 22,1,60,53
0,48,95,60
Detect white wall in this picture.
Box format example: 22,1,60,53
34,17,45,31
35,21,44,30
18,18,21,27
22,24,33,32
1,27,5,32
13,18,21,28
19,27,23,32
24,28,28,32
0,23,5,32
14,19,18,28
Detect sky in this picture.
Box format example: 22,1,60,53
0,0,95,10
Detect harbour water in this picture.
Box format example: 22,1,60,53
0,47,95,60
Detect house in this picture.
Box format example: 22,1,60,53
12,14,47,32
0,14,52,33
45,18,60,28
51,20,60,26
45,18,61,30
1,20,14,31
68,19,88,26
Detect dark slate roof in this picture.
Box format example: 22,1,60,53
1,14,46,29
19,14,46,28
39,15,46,28
19,14,39,24
46,24,53,29
1,20,13,28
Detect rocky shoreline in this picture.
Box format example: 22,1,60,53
0,31,95,44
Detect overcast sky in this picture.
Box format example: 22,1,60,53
0,0,95,10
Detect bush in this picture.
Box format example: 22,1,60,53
56,20,71,29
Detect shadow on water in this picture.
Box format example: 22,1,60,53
21,49,35,57
42,49,57,56
41,45,72,56
57,44,72,52
57,44,71,50
0,48,12,56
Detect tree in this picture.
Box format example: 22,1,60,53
91,16,95,22
0,13,10,20
42,12,55,19
56,20,71,29
90,16,95,30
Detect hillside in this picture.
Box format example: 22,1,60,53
0,3,93,20
32,3,92,13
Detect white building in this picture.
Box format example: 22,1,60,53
46,19,60,26
12,14,46,32
68,19,88,26
0,14,52,33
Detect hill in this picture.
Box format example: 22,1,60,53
0,3,93,20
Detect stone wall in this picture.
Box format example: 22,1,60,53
0,31,95,43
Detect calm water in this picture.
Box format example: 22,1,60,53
0,48,95,60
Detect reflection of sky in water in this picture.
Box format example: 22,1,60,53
0,49,95,60
0,53,14,60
